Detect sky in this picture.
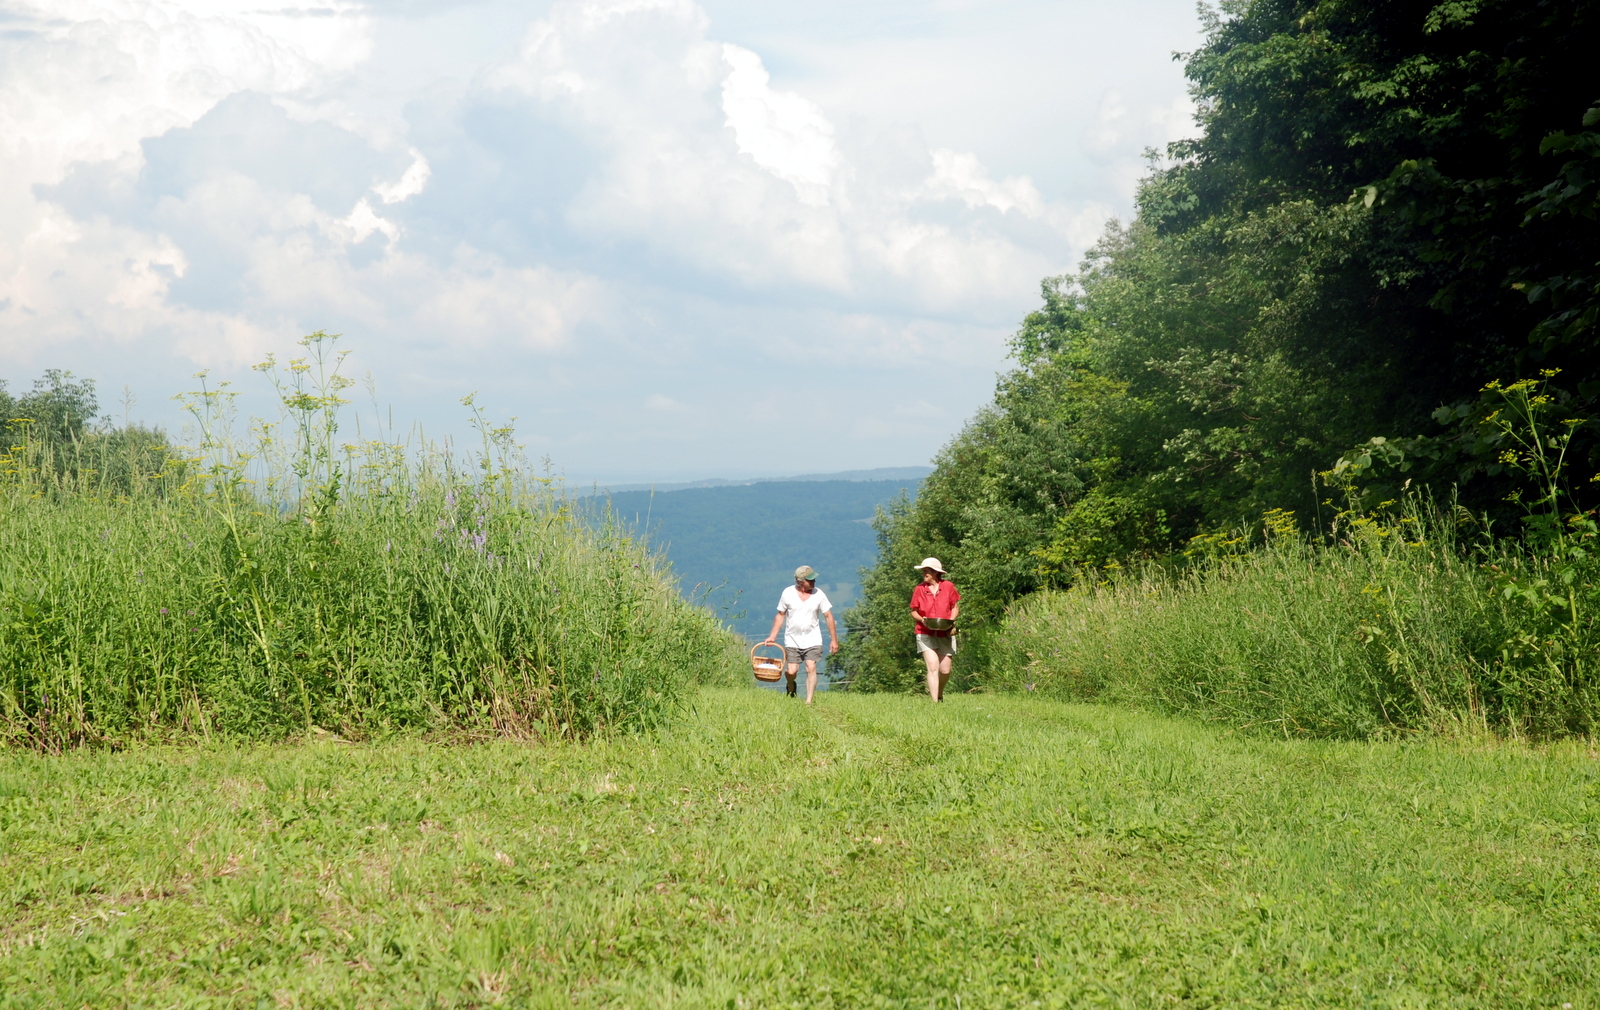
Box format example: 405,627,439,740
0,0,1205,484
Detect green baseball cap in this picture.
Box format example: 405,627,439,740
794,565,818,582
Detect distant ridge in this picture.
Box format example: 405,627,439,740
597,475,924,645
590,466,931,495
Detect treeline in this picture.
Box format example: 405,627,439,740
842,0,1600,711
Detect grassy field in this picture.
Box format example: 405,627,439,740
3,688,1598,1008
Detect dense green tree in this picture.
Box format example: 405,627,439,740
1172,0,1600,490
2,370,99,445
839,0,1600,692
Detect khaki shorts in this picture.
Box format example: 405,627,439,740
915,634,957,658
786,645,823,665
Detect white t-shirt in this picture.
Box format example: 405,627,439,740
776,586,832,648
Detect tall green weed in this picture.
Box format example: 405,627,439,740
1,335,741,749
991,502,1600,739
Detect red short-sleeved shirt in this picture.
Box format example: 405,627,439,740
910,580,960,636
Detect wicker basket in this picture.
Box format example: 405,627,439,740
750,643,786,682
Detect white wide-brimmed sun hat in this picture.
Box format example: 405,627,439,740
913,557,946,573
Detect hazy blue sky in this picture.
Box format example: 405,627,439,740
1,0,1203,482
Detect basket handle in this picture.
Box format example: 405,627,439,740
750,642,785,661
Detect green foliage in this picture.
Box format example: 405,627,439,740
846,1,1600,694
978,371,1600,741
1176,0,1600,496
0,335,741,748
1,370,174,496
3,689,1598,1005
845,205,1399,687
992,498,1600,739
1,369,98,445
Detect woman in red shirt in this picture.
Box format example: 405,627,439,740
909,557,960,702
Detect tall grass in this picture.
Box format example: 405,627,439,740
989,505,1600,739
0,335,741,749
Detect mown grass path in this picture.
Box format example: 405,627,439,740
3,689,1597,1007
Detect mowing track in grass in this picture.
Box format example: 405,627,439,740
2,689,1597,1007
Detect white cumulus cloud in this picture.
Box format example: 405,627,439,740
0,0,376,364
374,151,431,204
720,43,840,206
0,0,1202,478
480,0,1097,316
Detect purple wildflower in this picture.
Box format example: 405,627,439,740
160,608,169,615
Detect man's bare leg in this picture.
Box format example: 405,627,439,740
804,659,819,704
922,648,942,701
785,662,800,697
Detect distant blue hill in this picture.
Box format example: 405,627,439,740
584,466,931,495
596,474,924,649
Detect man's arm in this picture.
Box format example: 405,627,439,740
825,611,839,654
763,610,785,645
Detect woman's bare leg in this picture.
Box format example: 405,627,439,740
922,648,942,701
938,654,953,700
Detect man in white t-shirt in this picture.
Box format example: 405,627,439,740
761,564,839,703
